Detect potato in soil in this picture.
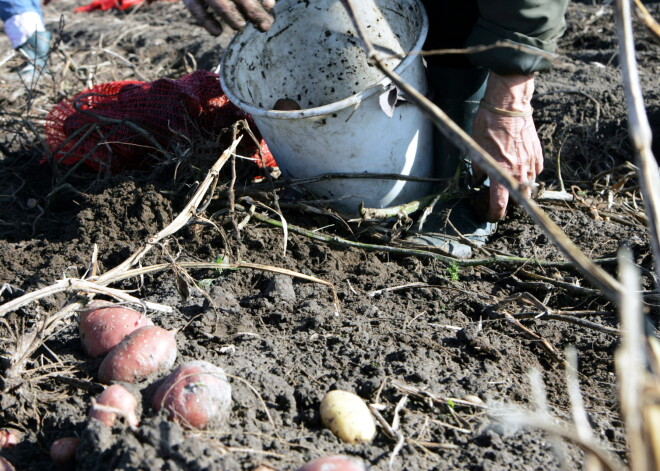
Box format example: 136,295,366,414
297,455,368,471
79,300,153,358
50,437,80,466
319,390,376,444
89,383,140,428
98,325,177,383
151,360,231,429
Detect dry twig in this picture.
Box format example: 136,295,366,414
615,0,660,291
616,247,654,470
340,0,625,302
633,0,660,40
0,136,340,388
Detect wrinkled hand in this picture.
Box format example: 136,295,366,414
471,72,543,222
183,0,275,36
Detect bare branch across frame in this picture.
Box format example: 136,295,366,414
341,0,625,302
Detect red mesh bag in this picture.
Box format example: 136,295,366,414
44,70,276,173
73,0,177,13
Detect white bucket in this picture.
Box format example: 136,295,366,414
220,0,431,214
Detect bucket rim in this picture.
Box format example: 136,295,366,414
219,0,429,120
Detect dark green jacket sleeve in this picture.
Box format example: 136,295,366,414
467,0,569,75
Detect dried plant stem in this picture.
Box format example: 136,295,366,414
633,0,660,39
339,0,624,302
97,138,241,283
252,172,444,190
251,210,617,269
0,279,172,318
615,0,660,292
0,139,240,385
1,142,240,316
565,347,603,470
109,261,339,314
358,190,465,220
504,411,627,471
512,312,620,336
616,247,650,471
418,40,557,62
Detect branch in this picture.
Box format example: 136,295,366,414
633,0,660,40
341,0,626,301
96,138,241,283
615,0,660,292
616,246,651,471
0,279,172,318
250,209,618,270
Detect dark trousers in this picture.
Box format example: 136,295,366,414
421,0,479,67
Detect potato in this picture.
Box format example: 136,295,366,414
50,437,80,466
320,390,376,444
0,457,14,471
0,430,18,448
98,325,177,383
151,360,231,429
79,301,153,358
89,384,140,428
297,455,368,471
273,98,301,111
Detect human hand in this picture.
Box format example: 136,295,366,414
183,0,275,36
471,72,543,222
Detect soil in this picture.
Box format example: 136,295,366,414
0,1,659,470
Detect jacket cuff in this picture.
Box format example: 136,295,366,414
466,20,560,75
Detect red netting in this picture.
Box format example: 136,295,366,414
73,0,176,13
44,70,277,173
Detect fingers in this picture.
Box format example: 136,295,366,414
521,125,543,198
184,0,274,34
183,0,224,35
472,145,537,222
534,132,544,176
207,0,274,31
474,162,535,222
487,181,509,222
208,0,247,29
237,0,275,30
242,0,275,31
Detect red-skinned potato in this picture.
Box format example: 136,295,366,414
98,325,177,384
79,301,153,358
151,360,231,430
0,457,15,471
0,430,18,448
50,437,80,466
89,384,140,428
297,455,368,471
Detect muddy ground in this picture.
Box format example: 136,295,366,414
0,1,659,470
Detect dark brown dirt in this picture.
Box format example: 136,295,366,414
0,1,658,470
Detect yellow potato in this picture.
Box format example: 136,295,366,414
319,390,376,444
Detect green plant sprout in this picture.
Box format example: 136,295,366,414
197,255,237,288
447,261,460,282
